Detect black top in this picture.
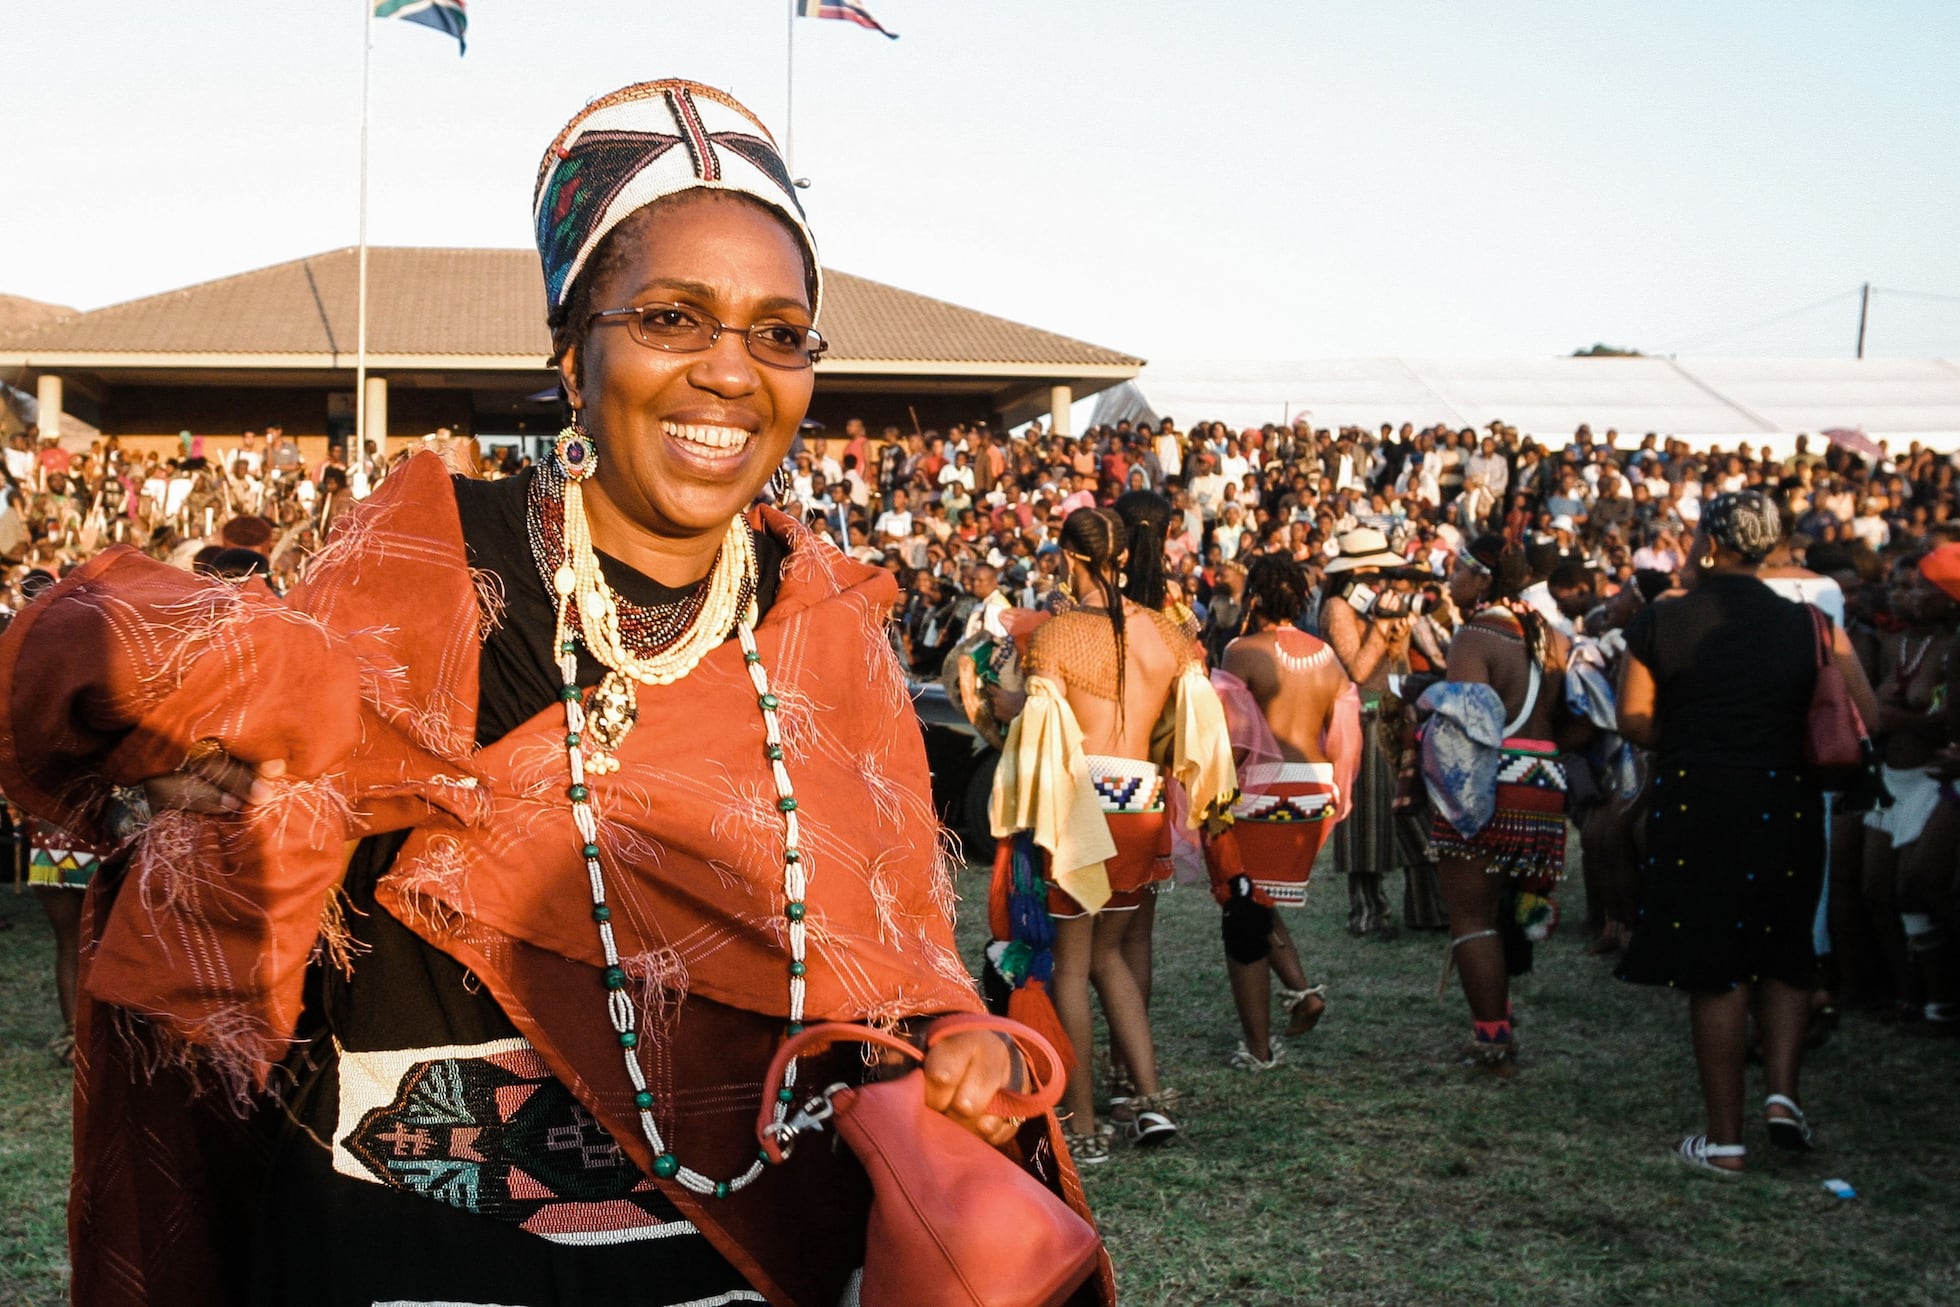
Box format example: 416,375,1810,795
255,470,786,1307
1622,571,1819,769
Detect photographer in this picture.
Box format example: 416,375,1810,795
1321,528,1424,938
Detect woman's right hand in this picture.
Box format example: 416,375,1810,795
142,747,287,815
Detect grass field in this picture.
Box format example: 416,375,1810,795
4,868,1958,1306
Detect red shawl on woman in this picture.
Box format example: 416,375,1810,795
0,456,1103,1306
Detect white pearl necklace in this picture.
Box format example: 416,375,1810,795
553,488,759,688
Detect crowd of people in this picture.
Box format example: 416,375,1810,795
781,412,1959,1173
12,408,1956,1167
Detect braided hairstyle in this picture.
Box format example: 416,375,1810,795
1465,533,1550,668
1060,506,1131,715
1112,489,1173,610
1242,553,1308,632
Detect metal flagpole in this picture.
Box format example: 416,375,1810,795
356,0,375,462
784,1,796,174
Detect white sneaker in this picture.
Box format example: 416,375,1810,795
1228,1037,1285,1071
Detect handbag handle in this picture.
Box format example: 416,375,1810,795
756,1013,1067,1162
1807,604,1831,671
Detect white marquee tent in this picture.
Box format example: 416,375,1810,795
1089,357,1960,454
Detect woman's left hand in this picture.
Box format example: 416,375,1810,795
922,1028,1021,1147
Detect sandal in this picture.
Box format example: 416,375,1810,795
1765,1095,1814,1152
1676,1133,1745,1178
1063,1129,1110,1167
1459,1037,1518,1079
1102,1058,1137,1111
1276,984,1328,1037
1228,1037,1285,1071
1121,1092,1180,1148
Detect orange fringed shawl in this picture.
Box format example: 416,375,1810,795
0,454,1042,1307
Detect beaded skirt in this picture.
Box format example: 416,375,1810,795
1428,740,1567,887
1231,762,1339,909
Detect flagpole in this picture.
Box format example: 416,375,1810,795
784,0,796,174
355,0,374,465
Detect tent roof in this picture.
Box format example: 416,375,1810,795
1093,356,1960,444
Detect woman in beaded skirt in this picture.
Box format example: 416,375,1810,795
1427,535,1571,1075
1617,492,1879,1177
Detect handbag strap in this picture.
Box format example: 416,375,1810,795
756,1014,1068,1161
1807,603,1832,671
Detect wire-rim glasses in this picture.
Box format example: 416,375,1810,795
587,302,827,369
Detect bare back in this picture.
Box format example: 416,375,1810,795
1026,602,1188,760
1447,608,1567,741
1222,627,1346,763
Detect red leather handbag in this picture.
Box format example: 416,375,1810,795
1804,604,1866,773
756,1013,1100,1307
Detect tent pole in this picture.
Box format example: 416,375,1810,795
1855,281,1870,359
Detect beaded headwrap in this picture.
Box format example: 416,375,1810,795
532,79,821,318
1700,490,1781,563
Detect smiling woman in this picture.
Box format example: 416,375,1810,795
0,79,1107,1307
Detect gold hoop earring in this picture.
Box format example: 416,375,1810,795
1698,553,1716,570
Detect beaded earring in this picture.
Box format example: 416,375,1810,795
769,463,792,502
554,423,598,481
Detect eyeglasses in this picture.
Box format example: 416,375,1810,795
586,302,828,369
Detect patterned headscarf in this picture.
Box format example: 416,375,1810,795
1700,489,1781,563
532,80,820,318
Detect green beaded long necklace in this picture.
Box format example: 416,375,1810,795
547,428,808,1198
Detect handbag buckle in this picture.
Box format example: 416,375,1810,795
761,1083,849,1158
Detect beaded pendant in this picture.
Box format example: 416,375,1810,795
583,669,639,770
554,425,598,481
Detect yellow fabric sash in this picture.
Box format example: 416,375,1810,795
989,675,1115,912
1155,663,1239,832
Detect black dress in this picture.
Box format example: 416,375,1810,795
1616,572,1825,994
251,470,789,1306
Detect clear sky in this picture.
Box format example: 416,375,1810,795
5,1,1956,362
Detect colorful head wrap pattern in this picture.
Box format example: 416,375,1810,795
1701,489,1781,563
532,79,820,318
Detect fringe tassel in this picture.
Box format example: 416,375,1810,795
1007,980,1075,1074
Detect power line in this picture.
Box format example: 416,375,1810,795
1662,288,1862,353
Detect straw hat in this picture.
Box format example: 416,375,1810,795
1324,527,1406,573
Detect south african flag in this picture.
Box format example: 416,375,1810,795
376,0,468,54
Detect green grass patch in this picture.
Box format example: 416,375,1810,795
1,889,72,1307
952,869,1960,1307
3,868,1957,1305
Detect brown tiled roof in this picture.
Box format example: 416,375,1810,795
3,248,1140,369
0,294,77,342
